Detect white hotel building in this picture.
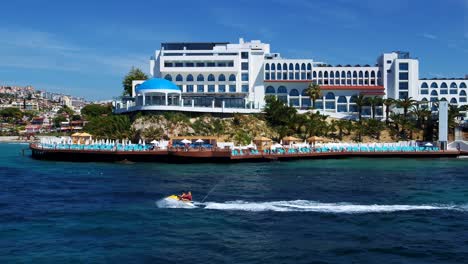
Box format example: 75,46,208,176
114,38,467,117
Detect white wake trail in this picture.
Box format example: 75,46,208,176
201,200,463,213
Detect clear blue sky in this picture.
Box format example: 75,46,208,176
0,0,467,100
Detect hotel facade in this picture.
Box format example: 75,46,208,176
114,38,467,117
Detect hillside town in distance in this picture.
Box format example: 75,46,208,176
0,84,105,138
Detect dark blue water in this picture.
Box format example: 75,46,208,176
1,143,467,263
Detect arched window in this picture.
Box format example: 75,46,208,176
218,74,226,82
371,71,376,78
265,64,270,71
313,71,317,78
283,63,287,70
421,98,428,102
450,98,458,104
307,63,312,70
289,63,294,70
187,74,194,82
421,82,428,88
289,89,299,96
318,71,323,78
364,71,369,78
450,82,457,88
325,92,335,110
460,91,467,103
301,63,306,70
208,74,215,82
265,86,275,94
197,74,204,82
341,71,346,78
295,63,300,70
229,74,236,81
441,82,448,88
325,92,335,100
271,64,276,71
277,86,287,94
349,95,358,103
353,71,357,78
164,74,172,81
431,90,438,96
347,71,352,78
358,71,363,78
430,82,438,88
176,74,183,82
337,96,347,103
330,71,335,78
301,89,308,96
460,82,467,88
277,63,281,71
324,71,329,78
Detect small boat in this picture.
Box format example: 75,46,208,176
166,195,195,207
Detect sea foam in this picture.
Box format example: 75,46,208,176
201,200,463,213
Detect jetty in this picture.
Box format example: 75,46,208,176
29,142,464,163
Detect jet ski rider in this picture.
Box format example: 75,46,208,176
178,191,192,201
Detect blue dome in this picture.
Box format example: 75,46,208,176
135,78,180,93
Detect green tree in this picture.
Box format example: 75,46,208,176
263,96,297,140
448,105,461,138
304,111,329,138
0,107,23,123
53,115,67,128
122,67,149,96
81,104,112,118
84,115,132,139
58,105,74,116
71,114,82,121
363,119,385,140
366,96,383,120
233,130,252,145
396,97,416,118
305,83,322,109
383,98,394,124
354,94,367,121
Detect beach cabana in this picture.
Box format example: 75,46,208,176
253,136,272,151
71,132,92,144
282,136,301,145
307,136,331,144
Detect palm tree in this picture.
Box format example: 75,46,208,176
366,96,383,120
305,83,322,109
383,98,394,124
354,94,367,121
396,97,417,118
448,105,461,139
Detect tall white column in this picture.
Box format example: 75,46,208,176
299,94,302,108
165,93,168,106
334,97,338,112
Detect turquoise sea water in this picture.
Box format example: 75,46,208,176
1,143,467,263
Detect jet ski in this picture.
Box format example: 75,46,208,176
166,195,195,207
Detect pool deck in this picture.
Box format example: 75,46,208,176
29,143,465,163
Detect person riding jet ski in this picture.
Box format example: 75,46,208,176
178,191,192,201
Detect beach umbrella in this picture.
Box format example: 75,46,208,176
181,139,191,144
150,140,158,144
424,142,433,147
138,139,142,145
195,139,204,143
